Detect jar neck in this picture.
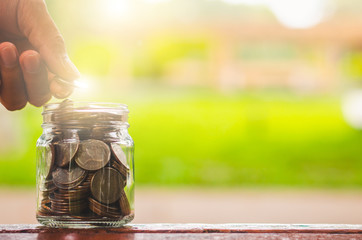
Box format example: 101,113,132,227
42,121,130,142
41,121,129,130
42,101,130,129
42,122,129,130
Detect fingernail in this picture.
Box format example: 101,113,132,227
62,55,80,79
23,54,40,73
1,47,17,67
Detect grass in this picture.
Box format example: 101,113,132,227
1,89,362,187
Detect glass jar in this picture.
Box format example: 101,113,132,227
36,100,134,227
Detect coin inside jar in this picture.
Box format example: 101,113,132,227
119,190,131,216
52,165,86,189
54,141,79,167
44,145,55,179
91,167,123,204
110,143,129,170
75,139,111,171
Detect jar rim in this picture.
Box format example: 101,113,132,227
42,100,129,126
43,101,129,113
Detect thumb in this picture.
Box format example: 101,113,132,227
18,0,80,80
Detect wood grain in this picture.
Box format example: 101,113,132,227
1,224,362,239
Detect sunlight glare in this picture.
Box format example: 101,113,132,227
268,0,327,29
143,0,170,3
75,75,95,91
342,90,362,130
101,0,130,21
222,0,327,29
71,75,99,100
73,79,89,90
222,0,264,5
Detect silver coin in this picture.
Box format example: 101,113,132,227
75,139,110,171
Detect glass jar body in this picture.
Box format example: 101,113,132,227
36,103,134,228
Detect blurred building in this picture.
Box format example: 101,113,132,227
46,0,362,92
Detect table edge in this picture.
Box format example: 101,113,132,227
1,224,362,234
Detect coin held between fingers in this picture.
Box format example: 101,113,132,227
53,76,82,88
50,76,74,99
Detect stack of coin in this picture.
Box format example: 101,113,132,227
41,179,56,198
38,199,52,216
50,190,88,215
38,178,56,216
88,197,121,219
37,101,132,221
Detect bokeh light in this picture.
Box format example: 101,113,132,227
342,90,362,129
100,0,130,22
268,0,328,29
222,0,329,28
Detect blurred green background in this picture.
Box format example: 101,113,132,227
1,0,362,188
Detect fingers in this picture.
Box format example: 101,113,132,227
19,50,51,107
18,0,80,81
0,44,54,110
0,42,27,111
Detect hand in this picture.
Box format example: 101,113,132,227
0,0,80,111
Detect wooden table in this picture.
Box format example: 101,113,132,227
1,224,362,239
